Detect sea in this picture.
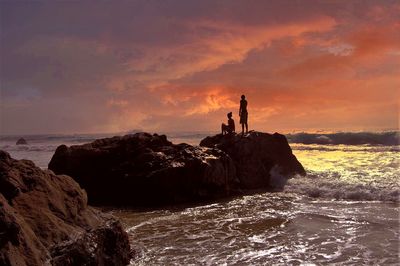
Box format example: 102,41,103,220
1,131,399,265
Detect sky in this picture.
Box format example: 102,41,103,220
1,0,399,135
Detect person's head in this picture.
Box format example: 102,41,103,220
241,95,245,100
227,112,232,118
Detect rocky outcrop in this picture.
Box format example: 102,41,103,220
49,133,237,207
16,138,27,145
48,132,305,207
200,131,306,189
0,151,132,266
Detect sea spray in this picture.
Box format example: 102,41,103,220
284,174,399,202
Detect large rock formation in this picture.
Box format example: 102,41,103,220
200,131,306,189
0,151,132,266
48,132,305,207
49,133,237,207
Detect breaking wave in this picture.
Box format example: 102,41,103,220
284,173,399,202
286,131,399,146
284,141,399,203
291,144,400,153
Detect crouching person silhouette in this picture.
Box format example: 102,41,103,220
221,112,235,135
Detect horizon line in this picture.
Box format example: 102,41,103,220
1,129,399,137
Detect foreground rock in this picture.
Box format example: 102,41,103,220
200,131,306,189
50,220,131,265
0,151,132,266
49,133,237,206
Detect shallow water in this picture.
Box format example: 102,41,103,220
113,194,399,265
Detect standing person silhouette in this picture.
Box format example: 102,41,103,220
239,95,248,135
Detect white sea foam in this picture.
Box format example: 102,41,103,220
116,191,399,265
290,143,399,202
285,174,399,202
269,165,289,189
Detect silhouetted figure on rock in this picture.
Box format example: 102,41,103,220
239,95,248,135
221,112,235,135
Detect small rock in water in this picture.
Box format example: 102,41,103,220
16,138,28,145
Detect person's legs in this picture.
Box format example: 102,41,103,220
245,123,248,133
241,123,244,135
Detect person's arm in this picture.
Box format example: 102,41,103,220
239,102,242,116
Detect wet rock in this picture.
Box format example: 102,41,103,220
0,150,132,266
16,138,28,145
50,220,132,266
49,133,237,207
200,131,306,189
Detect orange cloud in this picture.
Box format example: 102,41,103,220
184,88,237,115
107,98,129,107
348,27,400,58
105,16,337,93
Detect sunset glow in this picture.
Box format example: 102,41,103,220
1,0,399,134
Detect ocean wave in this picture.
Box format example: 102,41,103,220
286,131,399,146
291,144,400,153
284,174,399,202
0,144,58,152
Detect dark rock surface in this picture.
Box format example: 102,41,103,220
0,150,132,266
16,138,28,145
49,133,237,207
200,131,306,189
50,220,132,266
